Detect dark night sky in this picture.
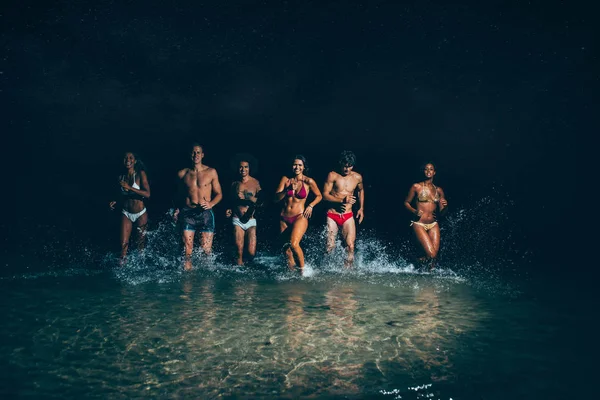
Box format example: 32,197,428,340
2,0,593,266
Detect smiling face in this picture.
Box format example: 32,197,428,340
190,146,204,164
292,159,305,175
123,152,136,169
423,163,436,179
238,161,250,178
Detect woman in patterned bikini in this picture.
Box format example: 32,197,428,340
403,162,448,269
274,155,322,273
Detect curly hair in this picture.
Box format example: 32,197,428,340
230,153,259,175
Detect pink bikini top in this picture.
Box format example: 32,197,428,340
287,183,307,199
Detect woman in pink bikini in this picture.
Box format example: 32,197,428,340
274,155,322,273
403,162,448,269
109,152,151,264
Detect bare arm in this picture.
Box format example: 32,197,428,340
303,177,322,218
356,174,365,223
274,176,290,202
209,169,223,208
132,170,151,198
306,178,322,209
404,184,420,216
437,187,448,215
254,181,264,206
322,172,341,203
356,175,364,211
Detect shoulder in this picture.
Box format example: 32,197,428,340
326,171,338,181
250,177,260,186
411,182,421,190
304,176,315,185
351,171,363,181
437,186,445,194
177,168,189,178
203,166,218,176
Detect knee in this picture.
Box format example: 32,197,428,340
346,243,355,253
290,242,302,252
424,248,437,258
121,242,129,249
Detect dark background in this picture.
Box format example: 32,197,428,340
2,0,591,272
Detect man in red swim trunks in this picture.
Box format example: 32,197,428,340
322,150,365,268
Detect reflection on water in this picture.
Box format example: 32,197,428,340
1,263,538,400
0,231,579,400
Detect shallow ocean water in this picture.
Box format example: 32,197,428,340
0,243,583,399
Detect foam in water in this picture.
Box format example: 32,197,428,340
3,195,527,298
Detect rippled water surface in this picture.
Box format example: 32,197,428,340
0,249,582,399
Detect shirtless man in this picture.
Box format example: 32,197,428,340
322,150,365,268
173,143,223,270
225,155,263,266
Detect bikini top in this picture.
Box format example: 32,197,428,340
417,183,439,203
121,173,141,196
287,182,307,199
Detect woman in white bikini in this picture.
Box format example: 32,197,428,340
403,163,447,269
109,152,151,264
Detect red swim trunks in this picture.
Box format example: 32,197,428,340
326,211,354,227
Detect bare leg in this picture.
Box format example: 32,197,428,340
246,225,257,262
280,220,296,270
182,230,195,271
233,225,245,265
412,224,436,263
120,214,133,265
289,217,309,273
341,218,357,268
428,224,441,270
135,212,149,252
325,217,339,254
199,232,214,255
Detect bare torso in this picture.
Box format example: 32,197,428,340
178,166,217,207
120,173,145,213
281,177,311,218
231,177,261,218
326,171,361,214
413,182,441,224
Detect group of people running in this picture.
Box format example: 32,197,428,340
110,143,448,272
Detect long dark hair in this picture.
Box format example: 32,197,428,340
291,154,309,173
124,151,147,174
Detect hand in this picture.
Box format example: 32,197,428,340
238,191,246,200
225,209,232,218
173,208,180,222
119,180,131,191
440,199,448,208
416,209,423,218
291,180,300,192
303,205,313,219
356,209,364,224
200,198,212,210
344,195,357,205
109,201,116,210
